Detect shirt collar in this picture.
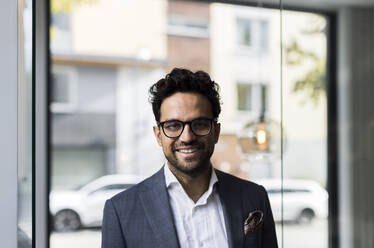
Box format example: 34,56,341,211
164,162,179,188
164,163,219,203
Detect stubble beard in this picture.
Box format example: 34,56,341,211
165,142,214,177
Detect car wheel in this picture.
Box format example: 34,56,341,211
297,209,315,224
54,209,81,232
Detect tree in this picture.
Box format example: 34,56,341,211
51,0,97,14
285,15,326,106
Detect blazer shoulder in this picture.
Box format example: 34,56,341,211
216,169,265,191
110,167,164,205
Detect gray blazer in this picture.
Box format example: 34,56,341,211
101,167,278,248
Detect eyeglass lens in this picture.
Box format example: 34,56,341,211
163,118,212,137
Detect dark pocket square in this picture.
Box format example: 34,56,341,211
244,210,264,234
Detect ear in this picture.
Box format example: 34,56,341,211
153,125,162,146
214,122,221,144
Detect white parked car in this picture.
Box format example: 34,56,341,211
50,174,144,231
256,179,328,224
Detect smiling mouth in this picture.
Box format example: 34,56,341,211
174,147,200,158
177,148,198,153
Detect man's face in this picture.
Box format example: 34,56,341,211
153,92,220,176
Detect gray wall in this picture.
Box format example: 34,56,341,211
338,7,374,248
77,65,117,113
0,0,18,247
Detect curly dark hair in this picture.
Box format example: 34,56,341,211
149,68,221,122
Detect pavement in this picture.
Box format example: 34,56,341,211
276,219,328,248
50,219,327,248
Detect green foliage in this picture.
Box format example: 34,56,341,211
301,15,326,35
286,39,318,66
51,0,97,14
285,16,326,106
293,59,326,105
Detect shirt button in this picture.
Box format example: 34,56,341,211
199,241,203,247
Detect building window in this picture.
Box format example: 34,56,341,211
237,83,252,111
237,18,253,47
261,84,268,112
51,12,71,31
51,66,77,113
237,83,268,113
50,12,72,52
236,18,269,52
259,20,269,52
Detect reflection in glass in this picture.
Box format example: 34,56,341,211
281,10,328,248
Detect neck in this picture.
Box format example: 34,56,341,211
168,163,212,203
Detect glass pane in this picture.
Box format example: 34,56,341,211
18,0,33,247
281,10,328,248
49,0,282,247
48,1,374,248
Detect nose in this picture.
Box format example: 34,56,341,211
179,123,196,142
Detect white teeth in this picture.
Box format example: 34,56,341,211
178,149,197,153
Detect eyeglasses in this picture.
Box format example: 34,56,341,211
157,117,217,138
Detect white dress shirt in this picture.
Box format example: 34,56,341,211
164,164,229,248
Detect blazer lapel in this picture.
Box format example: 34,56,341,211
139,167,180,248
216,170,244,248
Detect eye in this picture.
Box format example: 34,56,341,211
164,121,182,131
192,119,210,130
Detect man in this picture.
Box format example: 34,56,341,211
102,68,278,248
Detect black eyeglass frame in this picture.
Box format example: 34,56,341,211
157,117,218,138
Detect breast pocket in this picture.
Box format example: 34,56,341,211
244,232,258,248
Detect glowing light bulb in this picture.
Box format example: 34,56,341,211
256,129,267,145
237,117,283,163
